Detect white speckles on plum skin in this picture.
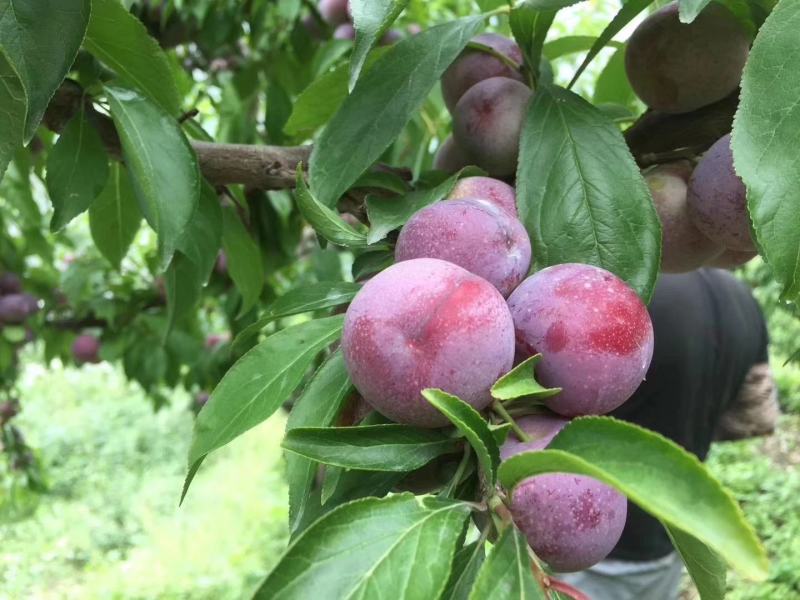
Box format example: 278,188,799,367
507,263,654,416
500,414,627,573
342,258,515,428
395,198,531,298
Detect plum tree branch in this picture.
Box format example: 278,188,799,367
43,81,311,191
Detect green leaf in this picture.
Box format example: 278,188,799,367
523,0,584,8
593,47,636,108
177,182,222,285
509,4,556,81
667,526,727,600
732,0,800,301
366,168,479,244
567,0,655,89
222,206,264,316
310,16,483,207
186,316,344,487
45,107,108,230
89,163,142,268
497,417,769,581
679,0,714,23
443,540,487,600
84,0,182,114
349,0,409,91
233,281,360,353
284,48,389,138
469,527,545,600
283,424,460,471
105,86,200,266
490,355,560,403
0,51,26,181
516,85,660,301
164,252,201,332
352,248,395,280
542,35,604,60
0,0,90,141
422,389,500,487
254,494,471,600
295,167,370,248
286,351,353,535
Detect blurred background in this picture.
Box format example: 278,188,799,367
1,0,797,598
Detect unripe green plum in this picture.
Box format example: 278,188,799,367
645,161,722,272
687,134,755,252
395,199,531,297
341,258,515,428
507,264,654,416
625,2,750,113
448,176,517,217
453,77,531,177
441,33,524,112
434,135,471,174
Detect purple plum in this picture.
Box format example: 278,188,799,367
448,176,517,217
72,334,101,364
507,264,654,416
0,272,22,295
0,293,39,324
434,135,471,174
318,0,349,25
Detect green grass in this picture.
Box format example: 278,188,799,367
0,361,289,600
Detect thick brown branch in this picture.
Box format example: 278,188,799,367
625,92,738,166
43,81,310,191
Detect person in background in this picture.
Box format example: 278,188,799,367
562,267,780,600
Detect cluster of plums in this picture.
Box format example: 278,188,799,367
341,175,654,570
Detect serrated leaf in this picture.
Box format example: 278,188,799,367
469,527,545,600
310,16,483,207
295,167,370,248
45,107,108,230
516,85,660,301
443,540,486,600
679,0,714,23
567,0,655,89
89,163,142,268
509,4,556,81
283,424,460,471
286,350,353,535
667,526,727,600
284,48,389,138
254,494,471,600
0,51,26,181
232,281,360,354
490,355,560,403
732,0,800,301
349,0,409,91
85,0,182,114
105,85,199,266
422,389,500,487
222,206,264,316
497,417,769,581
185,316,344,492
0,0,90,141
366,167,481,244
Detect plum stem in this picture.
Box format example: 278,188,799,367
439,444,471,499
492,400,532,442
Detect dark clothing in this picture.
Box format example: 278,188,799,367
609,268,769,561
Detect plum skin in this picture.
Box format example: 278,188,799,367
625,2,750,114
453,77,531,177
507,264,654,416
707,249,757,270
645,161,722,272
500,415,627,572
341,258,515,428
687,134,755,252
72,334,101,364
333,23,354,40
448,176,517,217
441,33,524,112
318,0,349,25
395,199,532,297
0,293,39,324
434,135,471,174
